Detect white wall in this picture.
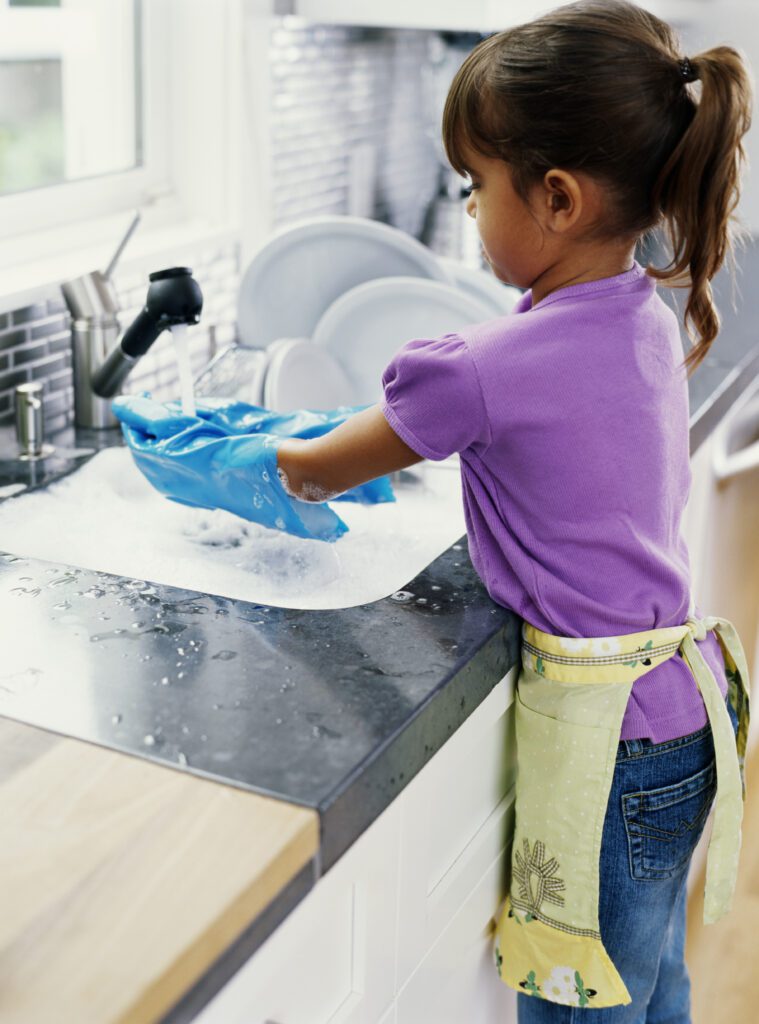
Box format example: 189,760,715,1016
676,2,759,235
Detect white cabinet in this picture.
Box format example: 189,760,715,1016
285,1,709,32
193,666,519,1023
395,669,516,989
192,787,401,1024
396,835,516,1024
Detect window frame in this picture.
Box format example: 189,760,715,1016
0,0,172,244
0,0,249,298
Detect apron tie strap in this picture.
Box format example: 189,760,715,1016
680,614,748,924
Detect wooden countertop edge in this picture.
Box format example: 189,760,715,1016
0,716,320,1024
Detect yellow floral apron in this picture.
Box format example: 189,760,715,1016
493,608,751,1009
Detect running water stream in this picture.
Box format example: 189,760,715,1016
170,323,196,417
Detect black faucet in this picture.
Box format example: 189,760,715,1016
91,267,204,399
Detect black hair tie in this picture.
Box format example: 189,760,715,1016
678,57,699,83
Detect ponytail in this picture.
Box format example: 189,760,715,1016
648,46,753,376
442,1,754,379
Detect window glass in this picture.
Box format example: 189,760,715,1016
0,0,140,197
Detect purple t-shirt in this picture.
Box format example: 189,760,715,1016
380,260,728,742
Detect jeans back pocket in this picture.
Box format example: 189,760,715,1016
623,759,717,880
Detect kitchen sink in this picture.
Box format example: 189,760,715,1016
0,445,467,610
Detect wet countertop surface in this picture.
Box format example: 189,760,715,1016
0,425,519,1023
1,266,758,1019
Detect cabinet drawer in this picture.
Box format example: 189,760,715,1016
193,796,401,1024
396,837,517,1024
397,668,517,987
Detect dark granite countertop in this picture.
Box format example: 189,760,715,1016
1,253,758,1019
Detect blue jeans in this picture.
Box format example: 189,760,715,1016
517,696,739,1023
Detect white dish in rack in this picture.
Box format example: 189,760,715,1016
311,275,497,405
237,215,453,348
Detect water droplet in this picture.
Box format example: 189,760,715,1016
431,585,442,591
178,752,188,766
212,703,221,710
181,725,190,735
275,718,283,725
160,677,170,685
416,597,428,605
177,672,185,679
200,734,207,741
391,590,414,603
453,544,462,551
212,650,237,661
177,647,185,656
112,713,122,725
131,622,144,629
53,600,71,611
143,734,156,746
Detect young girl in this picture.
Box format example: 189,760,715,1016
114,0,752,1018
275,1,753,1019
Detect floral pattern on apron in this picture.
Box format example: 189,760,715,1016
493,610,751,1009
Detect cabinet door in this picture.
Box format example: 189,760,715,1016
396,836,518,1024
396,669,517,989
192,795,401,1024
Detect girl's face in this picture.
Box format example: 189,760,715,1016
459,143,639,305
463,147,552,290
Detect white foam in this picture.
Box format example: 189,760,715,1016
0,448,466,610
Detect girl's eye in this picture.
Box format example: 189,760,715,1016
462,182,480,196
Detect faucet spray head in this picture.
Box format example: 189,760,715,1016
91,267,204,399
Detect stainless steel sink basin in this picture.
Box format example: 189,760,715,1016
0,446,467,610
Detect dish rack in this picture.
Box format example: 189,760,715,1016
192,344,455,485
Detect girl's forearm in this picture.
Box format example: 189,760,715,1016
275,405,423,503
276,438,347,503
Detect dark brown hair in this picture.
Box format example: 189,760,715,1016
443,0,753,376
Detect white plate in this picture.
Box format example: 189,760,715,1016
438,255,522,316
237,215,453,347
262,338,357,412
311,276,497,406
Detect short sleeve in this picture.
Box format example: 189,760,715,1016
380,332,490,461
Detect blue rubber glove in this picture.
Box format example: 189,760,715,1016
112,397,349,543
113,394,396,505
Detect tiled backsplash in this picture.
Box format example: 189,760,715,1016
269,22,444,237
0,240,241,436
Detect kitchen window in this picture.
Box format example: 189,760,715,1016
0,0,172,252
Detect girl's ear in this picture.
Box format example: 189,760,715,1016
541,169,583,232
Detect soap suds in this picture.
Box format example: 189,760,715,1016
277,465,342,504
0,448,464,610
